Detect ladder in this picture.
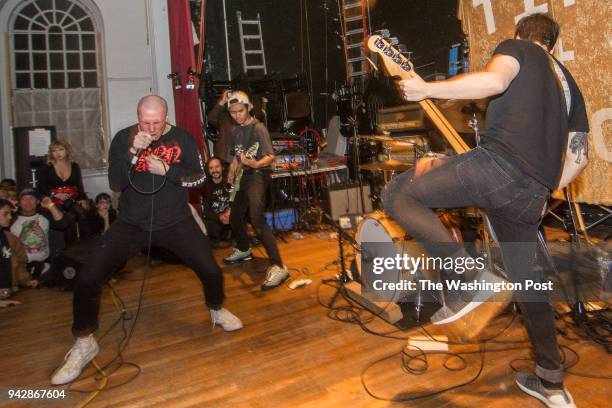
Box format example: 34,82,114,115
339,0,369,82
236,11,267,75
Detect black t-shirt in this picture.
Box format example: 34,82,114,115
226,119,274,168
202,178,231,215
108,125,205,231
481,39,588,189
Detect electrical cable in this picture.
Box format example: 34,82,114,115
65,168,161,405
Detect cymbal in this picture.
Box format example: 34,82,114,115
437,99,488,133
360,160,413,171
359,134,393,141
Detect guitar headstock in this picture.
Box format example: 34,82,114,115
366,35,414,80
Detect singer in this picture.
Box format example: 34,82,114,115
51,95,242,386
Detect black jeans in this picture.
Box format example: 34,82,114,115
203,208,231,244
230,172,283,267
72,216,225,336
382,147,563,384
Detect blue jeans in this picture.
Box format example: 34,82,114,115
382,147,563,383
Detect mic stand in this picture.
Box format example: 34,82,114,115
349,107,367,214
322,213,361,308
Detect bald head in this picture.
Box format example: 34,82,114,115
137,95,168,116
137,95,169,139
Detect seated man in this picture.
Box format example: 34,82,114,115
201,157,232,246
0,198,36,307
10,189,73,277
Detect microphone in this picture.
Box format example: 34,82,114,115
130,127,151,165
130,148,144,165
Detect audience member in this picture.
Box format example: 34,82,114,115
81,193,117,238
10,189,73,277
0,199,36,307
201,157,232,246
38,140,88,242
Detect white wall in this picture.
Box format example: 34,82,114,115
82,0,174,198
0,0,174,199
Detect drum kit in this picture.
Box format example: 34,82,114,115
338,100,509,337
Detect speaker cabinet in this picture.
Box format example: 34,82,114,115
326,183,372,220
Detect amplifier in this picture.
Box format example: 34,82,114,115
376,103,426,133
326,183,372,220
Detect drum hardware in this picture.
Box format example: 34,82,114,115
359,160,413,172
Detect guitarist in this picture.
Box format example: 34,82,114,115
382,14,587,408
224,91,289,290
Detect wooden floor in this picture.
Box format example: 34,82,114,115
1,231,610,408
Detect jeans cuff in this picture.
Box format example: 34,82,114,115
535,365,564,383
72,326,96,337
207,303,222,311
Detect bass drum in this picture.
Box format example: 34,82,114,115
355,212,430,300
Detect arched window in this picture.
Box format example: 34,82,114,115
9,0,106,170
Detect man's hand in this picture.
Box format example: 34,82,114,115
131,131,153,154
145,154,168,176
218,89,231,106
239,153,257,169
398,71,429,102
40,196,55,209
219,208,231,225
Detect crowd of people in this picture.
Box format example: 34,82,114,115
0,162,120,307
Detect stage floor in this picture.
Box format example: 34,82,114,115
1,230,610,407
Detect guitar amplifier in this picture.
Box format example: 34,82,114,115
376,103,426,133
326,183,372,220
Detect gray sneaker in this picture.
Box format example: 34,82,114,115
261,264,289,290
223,248,253,264
516,373,576,408
51,335,99,385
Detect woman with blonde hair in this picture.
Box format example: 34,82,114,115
38,140,88,210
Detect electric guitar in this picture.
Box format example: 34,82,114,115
229,142,259,202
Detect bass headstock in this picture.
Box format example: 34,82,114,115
366,35,414,80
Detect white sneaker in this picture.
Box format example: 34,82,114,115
210,307,243,331
261,264,289,290
223,248,253,264
51,335,99,385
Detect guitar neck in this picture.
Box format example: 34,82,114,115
418,99,469,154
367,35,470,155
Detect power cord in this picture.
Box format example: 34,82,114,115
64,169,161,406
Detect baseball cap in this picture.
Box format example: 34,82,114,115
19,188,40,199
227,90,253,110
